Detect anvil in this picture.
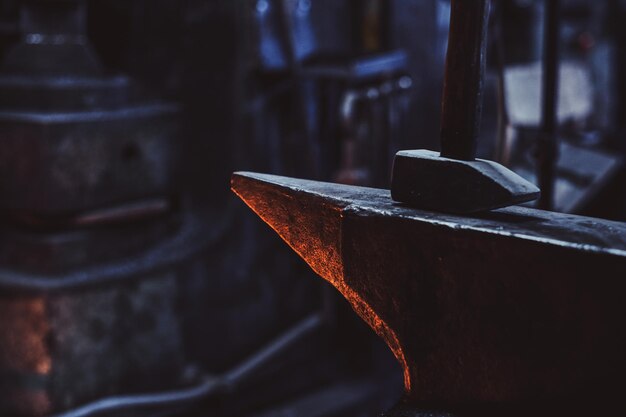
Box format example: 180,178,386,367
231,172,626,416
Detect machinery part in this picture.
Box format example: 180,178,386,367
390,0,539,213
0,104,179,218
334,73,413,187
232,171,626,414
512,141,622,214
50,377,220,417
0,210,227,416
0,2,200,416
301,50,408,80
0,76,132,111
4,0,100,77
250,0,351,71
0,210,221,292
0,0,180,218
0,272,186,417
0,105,179,219
0,201,177,276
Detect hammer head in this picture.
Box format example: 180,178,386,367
391,150,540,213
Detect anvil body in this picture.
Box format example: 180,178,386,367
232,172,626,415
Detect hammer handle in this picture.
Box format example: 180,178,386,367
440,0,491,161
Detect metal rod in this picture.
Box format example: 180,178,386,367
221,313,323,389
50,314,324,417
538,0,561,210
49,377,220,417
440,0,491,161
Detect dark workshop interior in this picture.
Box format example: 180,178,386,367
0,0,626,416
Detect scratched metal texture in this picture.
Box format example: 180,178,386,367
232,172,626,414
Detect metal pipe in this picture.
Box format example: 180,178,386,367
221,313,323,389
50,313,324,417
49,377,220,417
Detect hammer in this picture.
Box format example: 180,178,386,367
391,0,539,214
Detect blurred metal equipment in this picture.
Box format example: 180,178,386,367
491,0,624,216
48,314,324,417
247,0,429,186
0,0,179,218
0,1,413,415
0,1,193,415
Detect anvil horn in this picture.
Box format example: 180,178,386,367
231,171,626,408
231,172,412,388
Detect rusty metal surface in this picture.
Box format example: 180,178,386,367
0,209,224,415
232,172,626,410
0,296,51,416
0,272,185,416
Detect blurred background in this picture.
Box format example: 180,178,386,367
0,0,624,416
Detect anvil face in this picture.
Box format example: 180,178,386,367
231,172,626,409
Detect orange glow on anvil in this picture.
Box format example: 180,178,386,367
231,174,412,393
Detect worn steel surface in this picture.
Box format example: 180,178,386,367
232,172,626,410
